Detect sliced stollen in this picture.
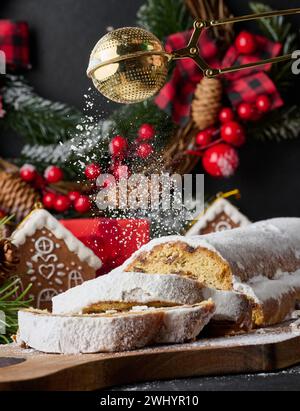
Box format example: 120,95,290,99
123,218,300,327
18,301,215,354
52,271,252,332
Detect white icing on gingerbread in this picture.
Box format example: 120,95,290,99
12,209,102,270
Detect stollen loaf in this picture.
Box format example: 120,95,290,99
123,218,300,327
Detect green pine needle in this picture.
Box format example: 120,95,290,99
249,2,299,90
248,105,300,142
0,75,83,145
0,278,32,344
137,0,192,39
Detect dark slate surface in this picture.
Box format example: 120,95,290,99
110,366,300,391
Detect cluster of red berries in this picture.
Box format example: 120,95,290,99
83,124,156,187
20,164,91,214
109,123,156,161
193,31,274,178
194,92,271,178
42,191,91,214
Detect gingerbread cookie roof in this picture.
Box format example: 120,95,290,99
186,198,250,236
12,209,102,270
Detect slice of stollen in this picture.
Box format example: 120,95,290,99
52,271,252,331
18,301,215,354
52,271,205,314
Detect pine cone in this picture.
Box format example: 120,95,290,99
0,171,40,222
191,77,222,130
0,239,20,285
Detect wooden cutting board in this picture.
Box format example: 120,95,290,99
1,322,300,391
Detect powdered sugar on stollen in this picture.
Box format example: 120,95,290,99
52,271,206,315
18,303,215,354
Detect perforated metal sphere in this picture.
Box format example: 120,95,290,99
87,27,169,104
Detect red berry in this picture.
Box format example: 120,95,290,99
202,143,239,178
113,164,130,180
138,123,155,140
74,196,91,214
256,95,271,113
235,31,257,55
20,164,37,183
221,121,246,147
42,192,56,209
68,191,81,203
219,108,235,124
109,135,128,156
44,166,63,184
237,102,255,121
136,143,154,159
54,195,71,213
195,129,213,147
85,163,101,181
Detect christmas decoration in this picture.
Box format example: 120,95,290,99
235,31,257,55
12,208,102,310
221,122,246,147
20,164,37,183
237,103,255,121
85,163,101,181
53,195,71,213
256,94,271,113
0,278,32,344
0,238,20,286
0,171,40,222
138,123,155,140
113,164,131,181
136,143,154,159
1,0,300,243
219,107,235,124
42,192,56,210
74,196,91,214
195,129,213,147
109,135,128,157
61,218,150,275
44,166,64,184
192,77,223,130
0,214,12,239
68,191,81,203
186,192,250,236
202,143,239,178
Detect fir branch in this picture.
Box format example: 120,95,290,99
249,2,299,90
248,105,300,142
20,100,175,175
0,76,82,145
108,99,174,146
20,119,112,177
137,0,192,39
0,278,32,344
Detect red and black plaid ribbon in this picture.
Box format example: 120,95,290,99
0,20,31,71
155,30,283,126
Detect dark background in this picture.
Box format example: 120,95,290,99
1,0,300,221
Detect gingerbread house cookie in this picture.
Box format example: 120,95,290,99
186,198,250,236
12,209,102,310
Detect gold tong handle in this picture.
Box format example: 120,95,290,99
210,8,300,26
171,8,300,78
